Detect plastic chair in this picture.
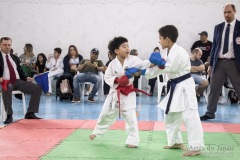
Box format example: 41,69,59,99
1,90,26,121
138,76,143,95
157,74,168,103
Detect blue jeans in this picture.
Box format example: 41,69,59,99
191,74,207,85
73,72,102,98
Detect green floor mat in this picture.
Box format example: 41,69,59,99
41,129,240,160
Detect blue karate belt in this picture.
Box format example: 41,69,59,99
165,73,191,114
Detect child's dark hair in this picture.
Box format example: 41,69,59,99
36,53,47,66
108,36,128,54
108,50,116,59
158,25,178,42
153,47,160,52
54,47,62,54
130,49,137,55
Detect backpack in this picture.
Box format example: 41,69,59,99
56,74,73,101
228,90,239,104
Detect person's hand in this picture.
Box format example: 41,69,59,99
0,77,3,83
48,54,53,59
149,52,166,67
207,66,212,77
27,77,33,82
115,75,129,86
158,59,166,69
70,65,77,70
51,67,57,71
84,61,91,66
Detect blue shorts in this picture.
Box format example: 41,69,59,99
191,74,207,85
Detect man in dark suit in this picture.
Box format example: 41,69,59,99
0,37,42,124
200,4,240,120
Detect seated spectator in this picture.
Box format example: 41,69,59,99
130,49,141,96
191,31,212,64
72,48,105,103
36,53,47,75
63,45,83,77
45,48,64,96
0,37,42,124
190,48,209,102
19,43,37,77
103,51,116,95
148,47,165,96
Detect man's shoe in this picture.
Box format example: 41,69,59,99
88,97,95,103
25,113,42,119
71,97,81,103
4,115,13,124
200,115,214,121
196,95,201,102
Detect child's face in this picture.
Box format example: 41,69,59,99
159,36,168,49
54,51,60,58
115,42,130,58
38,55,43,61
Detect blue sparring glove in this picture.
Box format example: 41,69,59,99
141,69,146,75
149,52,166,67
125,67,140,78
125,68,147,78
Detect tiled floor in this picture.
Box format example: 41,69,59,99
1,93,240,125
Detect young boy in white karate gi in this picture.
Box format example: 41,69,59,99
89,36,151,148
145,25,204,156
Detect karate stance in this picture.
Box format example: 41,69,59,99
89,36,151,148
146,25,204,156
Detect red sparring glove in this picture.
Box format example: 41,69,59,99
114,75,129,86
1,80,10,91
158,59,166,69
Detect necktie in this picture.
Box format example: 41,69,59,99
6,55,17,83
223,24,230,54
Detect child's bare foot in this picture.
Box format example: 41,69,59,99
89,134,96,140
183,150,201,156
127,144,137,148
163,143,184,149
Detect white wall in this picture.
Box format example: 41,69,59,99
0,0,239,64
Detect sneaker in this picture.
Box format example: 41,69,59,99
88,97,95,103
71,97,81,103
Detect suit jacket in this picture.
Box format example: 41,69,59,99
0,52,27,81
210,19,240,72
